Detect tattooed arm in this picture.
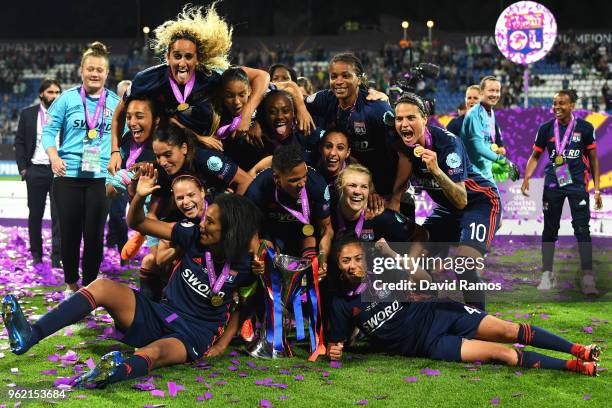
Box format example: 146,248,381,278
420,149,467,210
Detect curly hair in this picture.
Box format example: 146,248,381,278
151,2,232,74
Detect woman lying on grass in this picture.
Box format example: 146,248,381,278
325,233,601,376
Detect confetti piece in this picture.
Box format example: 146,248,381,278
165,313,178,323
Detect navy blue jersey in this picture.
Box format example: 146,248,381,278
533,118,596,192
393,126,499,211
261,127,325,168
332,209,415,242
328,292,434,355
245,166,331,244
445,115,464,137
193,147,239,190
305,88,397,195
166,221,254,324
126,64,220,136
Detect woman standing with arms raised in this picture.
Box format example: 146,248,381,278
43,42,120,297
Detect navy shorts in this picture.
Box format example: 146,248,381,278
117,290,221,362
421,302,487,362
423,199,501,254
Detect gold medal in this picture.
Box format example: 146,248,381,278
555,155,564,165
413,145,425,158
302,224,315,236
210,295,223,307
490,143,499,153
87,129,98,139
177,103,189,112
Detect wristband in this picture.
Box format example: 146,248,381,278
111,150,121,154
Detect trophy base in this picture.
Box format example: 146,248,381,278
246,335,288,359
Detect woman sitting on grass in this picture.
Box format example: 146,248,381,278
2,163,262,388
325,233,601,376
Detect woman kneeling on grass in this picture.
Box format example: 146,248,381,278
325,233,601,376
2,163,262,388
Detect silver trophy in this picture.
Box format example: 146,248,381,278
246,253,312,358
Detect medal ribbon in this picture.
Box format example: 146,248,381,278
481,104,496,140
80,86,107,137
337,208,366,236
125,138,145,170
204,251,231,294
347,282,367,297
217,115,242,140
169,71,195,106
554,115,576,159
274,187,310,225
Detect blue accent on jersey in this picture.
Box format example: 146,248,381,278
460,104,503,182
126,64,221,135
395,125,499,211
42,86,120,178
305,88,397,195
533,118,596,192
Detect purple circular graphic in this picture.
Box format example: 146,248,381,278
495,1,557,65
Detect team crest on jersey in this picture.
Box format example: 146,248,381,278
207,156,223,172
181,221,195,227
446,152,462,169
572,132,581,143
353,121,367,135
360,229,375,241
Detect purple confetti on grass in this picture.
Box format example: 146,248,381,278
403,377,418,382
583,327,593,334
85,358,96,369
582,395,590,400
357,400,369,405
215,381,228,386
228,366,238,371
167,381,184,397
260,400,272,407
133,382,156,391
420,368,440,376
540,314,549,320
239,372,248,378
330,361,342,369
491,397,500,405
151,389,165,397
41,369,58,376
278,396,289,400
294,375,304,381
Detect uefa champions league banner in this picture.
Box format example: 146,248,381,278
427,108,611,223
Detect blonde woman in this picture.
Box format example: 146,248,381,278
109,3,269,174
